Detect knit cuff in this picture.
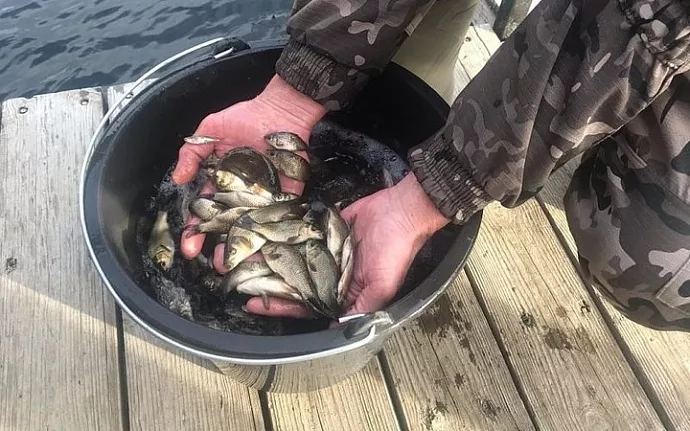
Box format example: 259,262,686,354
408,131,494,224
275,39,370,111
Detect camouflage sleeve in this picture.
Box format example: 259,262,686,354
407,0,690,224
275,0,435,110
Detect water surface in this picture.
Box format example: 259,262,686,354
0,0,292,101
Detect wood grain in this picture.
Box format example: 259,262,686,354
466,200,664,430
267,360,400,431
0,89,122,429
106,83,266,431
383,272,535,431
538,158,690,430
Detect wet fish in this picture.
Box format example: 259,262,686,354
190,207,252,235
264,131,308,151
218,147,281,193
189,197,227,221
213,191,273,208
147,211,175,271
199,274,225,295
223,261,273,292
340,235,353,273
245,219,325,244
261,242,315,302
266,149,311,182
323,206,349,267
235,275,303,309
224,226,267,270
273,192,301,202
247,201,308,224
305,239,339,313
184,135,220,145
157,278,193,320
337,237,354,305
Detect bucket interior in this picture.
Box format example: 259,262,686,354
82,43,480,359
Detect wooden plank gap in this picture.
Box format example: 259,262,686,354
115,308,132,431
534,194,677,431
258,391,276,431
376,352,411,431
462,267,542,431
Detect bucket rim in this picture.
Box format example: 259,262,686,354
79,37,482,365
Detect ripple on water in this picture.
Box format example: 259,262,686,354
0,0,293,101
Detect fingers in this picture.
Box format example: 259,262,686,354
213,243,228,273
172,143,215,185
244,297,313,318
347,280,397,316
180,182,215,259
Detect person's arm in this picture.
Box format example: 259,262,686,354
275,0,436,110
406,0,690,224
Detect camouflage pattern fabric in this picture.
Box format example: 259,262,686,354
274,0,690,331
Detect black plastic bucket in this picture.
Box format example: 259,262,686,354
79,37,481,392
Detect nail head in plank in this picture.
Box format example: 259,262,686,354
0,89,122,430
538,158,690,430
383,272,535,430
466,200,664,430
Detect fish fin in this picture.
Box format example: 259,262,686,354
261,293,270,310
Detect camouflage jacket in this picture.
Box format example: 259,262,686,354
275,0,690,225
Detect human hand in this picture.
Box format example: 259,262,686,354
173,75,327,260
242,173,450,319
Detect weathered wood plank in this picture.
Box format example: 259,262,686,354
122,318,265,431
493,0,531,40
267,360,400,431
465,200,664,429
106,83,266,431
538,158,690,430
383,272,535,430
0,89,122,429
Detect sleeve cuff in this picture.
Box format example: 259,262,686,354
408,131,494,224
275,39,371,111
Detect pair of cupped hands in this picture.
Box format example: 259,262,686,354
171,75,449,319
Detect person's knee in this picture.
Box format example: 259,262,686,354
564,148,690,331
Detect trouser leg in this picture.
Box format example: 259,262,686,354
563,132,690,331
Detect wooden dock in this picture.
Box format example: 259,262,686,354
2,5,690,431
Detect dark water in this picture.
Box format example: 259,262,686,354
0,0,293,102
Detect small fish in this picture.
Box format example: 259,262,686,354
224,226,267,270
222,261,273,292
147,211,175,271
184,135,221,145
323,206,349,267
261,242,315,302
213,191,273,208
264,131,308,151
188,207,252,235
266,149,311,182
337,237,354,305
235,275,303,309
199,274,225,295
246,219,324,244
217,147,281,193
340,235,353,273
189,197,227,221
157,278,193,319
273,192,301,202
247,201,308,224
305,239,339,313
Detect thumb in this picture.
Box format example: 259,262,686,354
171,142,214,185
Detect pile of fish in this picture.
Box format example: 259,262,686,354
148,131,354,320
